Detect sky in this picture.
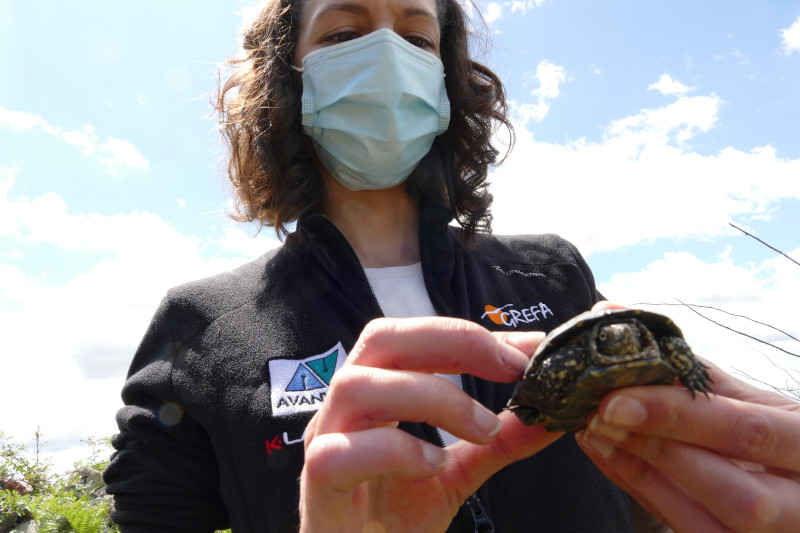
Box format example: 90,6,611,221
1,0,799,472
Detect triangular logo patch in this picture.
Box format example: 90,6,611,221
286,365,326,391
268,342,347,417
306,349,338,386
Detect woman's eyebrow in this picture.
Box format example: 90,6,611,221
400,7,437,22
313,2,369,21
311,3,437,23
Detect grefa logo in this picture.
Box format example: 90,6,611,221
482,302,554,328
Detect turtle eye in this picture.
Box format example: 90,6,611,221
598,331,607,342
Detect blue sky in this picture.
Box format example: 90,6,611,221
1,1,799,470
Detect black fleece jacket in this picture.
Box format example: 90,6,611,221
104,206,635,532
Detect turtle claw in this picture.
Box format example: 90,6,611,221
680,360,714,399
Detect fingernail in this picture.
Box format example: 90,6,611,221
587,413,629,443
473,403,502,437
505,332,542,356
423,444,450,468
498,342,530,373
580,432,617,460
604,396,647,427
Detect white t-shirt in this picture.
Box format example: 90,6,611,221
364,263,462,446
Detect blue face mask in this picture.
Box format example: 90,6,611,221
294,29,450,191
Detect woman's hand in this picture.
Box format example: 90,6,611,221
577,330,800,531
298,317,559,533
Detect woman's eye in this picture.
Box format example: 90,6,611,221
325,31,359,44
405,35,434,50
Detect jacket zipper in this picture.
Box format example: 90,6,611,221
319,215,385,316
465,493,495,533
419,229,495,533
324,215,495,533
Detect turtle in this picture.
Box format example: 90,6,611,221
506,308,713,432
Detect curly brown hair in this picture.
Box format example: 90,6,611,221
214,0,514,241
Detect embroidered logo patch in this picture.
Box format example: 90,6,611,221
269,342,347,417
481,302,554,328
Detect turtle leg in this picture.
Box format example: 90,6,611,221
658,336,713,397
508,405,547,426
535,346,589,398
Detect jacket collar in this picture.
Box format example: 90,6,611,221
291,205,458,316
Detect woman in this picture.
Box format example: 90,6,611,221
104,0,800,531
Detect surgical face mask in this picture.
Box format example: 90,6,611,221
294,28,450,191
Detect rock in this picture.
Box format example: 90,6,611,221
0,507,32,533
0,479,32,495
1,467,113,533
0,513,20,533
9,521,38,533
72,467,105,496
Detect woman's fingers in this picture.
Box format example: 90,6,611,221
591,300,628,312
300,427,453,532
299,316,554,532
579,426,800,532
699,358,800,409
303,427,450,491
594,386,800,471
578,432,731,532
314,366,502,443
347,317,532,381
448,409,563,486
581,382,800,532
308,316,543,445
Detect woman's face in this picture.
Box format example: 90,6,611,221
295,0,442,64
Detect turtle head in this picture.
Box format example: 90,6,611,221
593,322,648,364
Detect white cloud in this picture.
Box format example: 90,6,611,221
607,93,721,143
7,190,198,258
0,170,273,472
495,75,800,395
0,107,148,176
478,1,548,24
97,137,149,175
513,60,567,125
531,60,566,99
648,74,695,96
1,248,265,471
0,106,61,135
237,0,268,38
216,225,282,257
713,49,751,66
512,101,548,126
61,125,99,154
485,2,503,24
510,1,548,14
0,167,18,236
598,250,800,394
781,16,800,54
601,252,764,307
491,89,800,255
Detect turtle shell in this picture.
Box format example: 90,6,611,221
542,308,684,350
506,308,707,431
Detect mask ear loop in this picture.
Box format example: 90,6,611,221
291,65,304,72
